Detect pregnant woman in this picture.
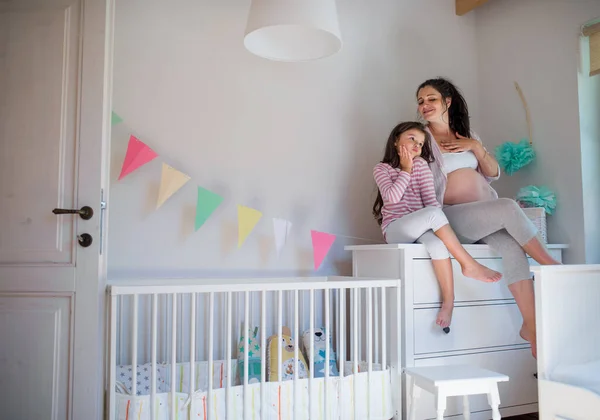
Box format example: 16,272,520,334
415,77,560,357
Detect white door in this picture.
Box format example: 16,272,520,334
0,0,112,419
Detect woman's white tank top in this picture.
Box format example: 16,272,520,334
442,151,478,174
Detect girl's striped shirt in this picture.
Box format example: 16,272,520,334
373,157,440,234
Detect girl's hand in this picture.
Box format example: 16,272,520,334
441,133,483,154
399,145,413,173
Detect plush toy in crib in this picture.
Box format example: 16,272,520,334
302,327,339,377
267,326,309,381
237,326,262,384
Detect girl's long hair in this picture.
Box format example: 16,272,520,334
416,77,472,138
372,121,434,226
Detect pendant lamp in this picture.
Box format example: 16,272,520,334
244,0,342,62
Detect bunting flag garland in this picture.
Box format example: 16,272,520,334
195,187,223,231
156,163,191,209
238,205,263,248
273,218,292,257
113,114,371,269
111,111,123,126
310,230,336,270
118,135,158,180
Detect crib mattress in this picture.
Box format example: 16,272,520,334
551,359,600,395
114,366,393,420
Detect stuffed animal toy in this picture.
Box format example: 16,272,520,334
237,326,262,384
301,327,339,377
267,326,308,381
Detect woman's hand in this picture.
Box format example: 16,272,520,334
443,133,499,178
399,145,413,173
441,133,484,154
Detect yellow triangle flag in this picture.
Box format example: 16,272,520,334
238,205,262,248
156,163,191,209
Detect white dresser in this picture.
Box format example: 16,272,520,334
345,243,567,420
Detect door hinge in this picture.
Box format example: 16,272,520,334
99,189,107,255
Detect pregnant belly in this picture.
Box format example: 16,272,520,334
444,168,494,205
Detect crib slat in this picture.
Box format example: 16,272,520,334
260,290,267,420
367,287,373,419
261,290,267,420
335,289,339,368
353,289,358,375
374,288,379,365
118,294,124,366
350,288,354,373
109,295,117,420
189,293,196,416
309,288,314,415
381,287,387,370
161,295,167,368
178,294,183,364
226,292,232,419
278,290,283,383
151,294,158,420
132,295,138,397
293,289,299,420
358,288,362,362
353,288,359,419
339,288,345,381
171,293,177,420
243,291,250,419
325,288,330,419
208,292,214,420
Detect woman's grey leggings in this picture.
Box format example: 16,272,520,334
443,198,538,285
385,206,451,260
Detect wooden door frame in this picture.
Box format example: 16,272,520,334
72,0,114,418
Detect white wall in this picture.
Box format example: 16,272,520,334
475,0,600,264
578,34,600,263
108,0,481,279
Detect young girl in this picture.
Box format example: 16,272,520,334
372,121,502,330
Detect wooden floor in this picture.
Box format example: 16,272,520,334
506,414,538,419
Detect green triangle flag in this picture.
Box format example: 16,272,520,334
111,111,123,126
195,187,223,231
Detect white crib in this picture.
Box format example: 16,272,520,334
533,265,600,420
107,276,402,420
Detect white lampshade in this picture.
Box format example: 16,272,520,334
244,0,342,62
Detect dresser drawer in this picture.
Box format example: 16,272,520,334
412,247,563,305
408,348,537,419
413,304,526,354
413,259,513,304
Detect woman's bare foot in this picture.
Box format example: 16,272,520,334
520,325,537,359
436,302,454,329
462,262,502,283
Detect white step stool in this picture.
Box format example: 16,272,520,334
404,365,509,420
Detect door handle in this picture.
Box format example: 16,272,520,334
52,206,94,220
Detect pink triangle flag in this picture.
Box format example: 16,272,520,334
310,230,336,270
118,135,158,180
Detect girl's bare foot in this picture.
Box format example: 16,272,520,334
520,325,537,359
436,302,454,329
462,262,502,283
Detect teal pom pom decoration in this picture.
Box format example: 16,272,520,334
516,185,557,215
494,139,536,175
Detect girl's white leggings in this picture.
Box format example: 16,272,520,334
385,206,450,260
